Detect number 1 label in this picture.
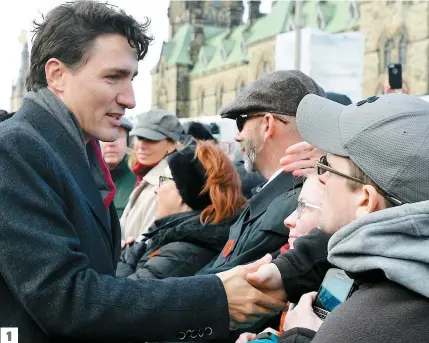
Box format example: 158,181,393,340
0,328,18,343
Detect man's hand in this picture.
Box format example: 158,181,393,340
217,255,286,329
283,292,322,332
280,142,324,177
247,263,286,301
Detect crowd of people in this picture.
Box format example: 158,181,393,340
1,1,429,343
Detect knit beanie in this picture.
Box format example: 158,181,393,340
167,142,212,210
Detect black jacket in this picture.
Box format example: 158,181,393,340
200,171,301,274
117,211,232,279
0,99,230,342
279,279,429,343
272,228,332,303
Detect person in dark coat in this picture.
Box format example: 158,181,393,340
0,110,14,122
199,70,326,274
0,2,285,342
117,140,246,279
100,116,136,217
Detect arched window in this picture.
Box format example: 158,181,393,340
158,88,168,110
287,19,295,32
216,86,223,112
348,0,359,21
236,80,245,95
399,34,407,67
384,39,394,69
263,62,270,74
198,90,205,114
317,8,325,29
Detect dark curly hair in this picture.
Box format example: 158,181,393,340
26,0,153,91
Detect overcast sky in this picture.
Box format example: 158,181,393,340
0,0,272,115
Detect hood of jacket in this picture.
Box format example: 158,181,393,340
144,211,233,252
328,200,429,298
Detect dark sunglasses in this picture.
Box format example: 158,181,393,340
236,113,289,132
159,176,174,187
317,155,404,206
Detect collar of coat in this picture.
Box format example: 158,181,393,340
247,171,299,219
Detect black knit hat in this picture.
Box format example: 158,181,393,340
183,121,216,141
219,70,325,119
167,142,212,210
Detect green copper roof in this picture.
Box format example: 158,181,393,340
158,0,360,75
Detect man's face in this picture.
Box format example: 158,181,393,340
284,176,323,249
59,34,138,142
318,155,360,234
234,116,264,172
100,127,128,169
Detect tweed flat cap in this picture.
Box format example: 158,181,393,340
219,70,325,119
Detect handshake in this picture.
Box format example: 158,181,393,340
216,254,286,329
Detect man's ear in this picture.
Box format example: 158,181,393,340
45,58,67,92
355,184,384,218
263,114,276,141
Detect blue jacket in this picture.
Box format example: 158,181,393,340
0,99,229,342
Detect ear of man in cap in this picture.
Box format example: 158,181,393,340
219,70,325,119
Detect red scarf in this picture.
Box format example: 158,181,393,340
132,161,159,188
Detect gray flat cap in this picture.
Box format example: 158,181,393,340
130,109,184,142
219,70,325,119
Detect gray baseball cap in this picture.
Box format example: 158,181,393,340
130,109,183,142
297,93,429,204
219,70,325,119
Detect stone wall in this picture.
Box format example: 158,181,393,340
359,0,429,96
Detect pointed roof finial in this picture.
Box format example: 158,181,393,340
18,30,27,45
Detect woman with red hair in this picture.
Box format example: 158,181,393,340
117,140,246,279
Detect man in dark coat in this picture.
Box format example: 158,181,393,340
0,2,285,342
100,116,136,218
200,71,326,274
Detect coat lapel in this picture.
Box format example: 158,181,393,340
22,101,113,246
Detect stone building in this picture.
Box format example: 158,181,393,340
10,33,29,112
151,0,360,118
359,0,429,97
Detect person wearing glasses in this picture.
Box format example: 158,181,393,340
237,173,325,343
199,70,325,276
120,109,184,241
252,93,429,343
117,140,246,279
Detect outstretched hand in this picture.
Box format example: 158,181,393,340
247,262,286,301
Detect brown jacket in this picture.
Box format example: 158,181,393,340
120,158,168,240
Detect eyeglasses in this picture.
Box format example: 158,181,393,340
317,155,404,206
317,155,365,185
159,176,173,187
296,200,322,219
236,113,289,132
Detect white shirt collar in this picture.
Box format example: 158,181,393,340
262,168,283,189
